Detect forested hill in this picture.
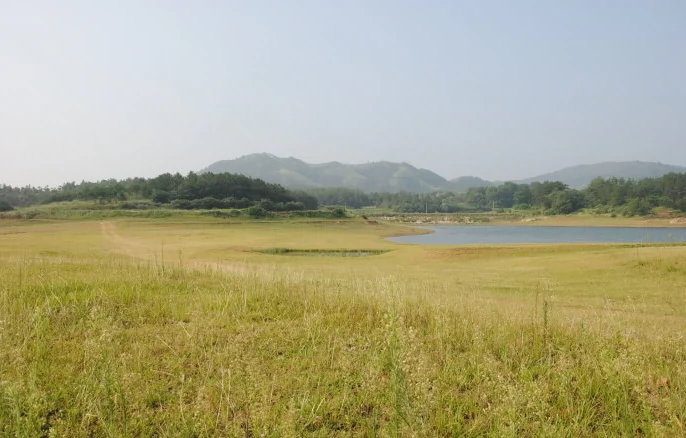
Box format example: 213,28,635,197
201,153,454,193
518,161,686,188
449,176,494,191
202,154,686,193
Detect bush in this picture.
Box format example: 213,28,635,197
592,205,614,215
258,199,276,211
151,190,173,204
290,209,349,219
330,207,347,218
624,198,653,217
23,210,39,219
199,209,243,218
119,202,154,210
0,200,13,212
170,199,193,210
546,190,585,215
247,206,268,218
197,197,224,210
283,201,305,211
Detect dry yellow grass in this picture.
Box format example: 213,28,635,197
1,217,686,435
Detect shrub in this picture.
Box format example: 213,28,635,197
624,198,653,217
171,199,193,210
197,197,224,210
0,200,13,212
151,190,173,204
258,199,276,211
247,206,268,218
284,201,305,211
330,207,347,218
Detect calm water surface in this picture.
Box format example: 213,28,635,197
388,226,686,245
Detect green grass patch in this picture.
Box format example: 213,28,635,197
256,248,389,257
1,256,685,436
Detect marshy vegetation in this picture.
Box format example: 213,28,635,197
256,248,389,257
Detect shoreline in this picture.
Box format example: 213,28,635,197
375,214,686,228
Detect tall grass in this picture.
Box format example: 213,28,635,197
1,256,685,436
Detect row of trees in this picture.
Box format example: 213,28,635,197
0,185,52,209
305,173,686,215
3,172,686,215
0,173,319,211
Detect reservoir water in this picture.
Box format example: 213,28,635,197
388,225,686,245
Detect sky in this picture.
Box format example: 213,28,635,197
1,0,685,187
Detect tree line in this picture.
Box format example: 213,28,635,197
306,173,686,215
2,172,686,216
0,173,318,212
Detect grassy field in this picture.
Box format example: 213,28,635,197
1,217,686,436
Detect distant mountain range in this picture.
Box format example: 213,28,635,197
201,154,686,193
201,154,453,193
449,176,494,192
515,161,686,188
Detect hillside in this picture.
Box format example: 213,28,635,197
517,161,686,188
202,155,686,193
450,176,494,192
201,154,455,193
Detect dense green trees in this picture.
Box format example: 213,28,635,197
304,188,372,209
2,172,686,216
306,173,686,216
584,175,686,211
0,184,52,207
0,200,13,212
0,173,318,212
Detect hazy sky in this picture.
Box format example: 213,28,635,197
2,1,685,187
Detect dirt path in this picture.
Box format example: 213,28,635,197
99,221,150,257
99,221,257,275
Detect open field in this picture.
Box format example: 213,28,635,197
2,217,686,436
